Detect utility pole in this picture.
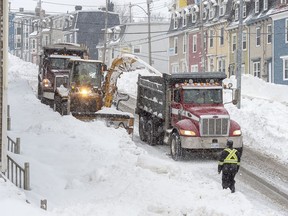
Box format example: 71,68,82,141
236,0,243,109
129,2,132,23
200,0,206,72
147,0,152,66
38,0,43,65
102,0,108,63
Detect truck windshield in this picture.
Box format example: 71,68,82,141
50,58,69,69
72,62,101,87
183,89,223,104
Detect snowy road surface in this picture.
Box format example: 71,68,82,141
2,54,288,216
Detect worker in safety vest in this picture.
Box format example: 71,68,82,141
218,140,241,193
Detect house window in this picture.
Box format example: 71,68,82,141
191,64,198,72
243,31,247,50
264,0,268,10
235,7,239,21
284,59,288,80
203,8,207,20
243,4,247,18
133,45,141,54
45,35,49,46
281,0,287,4
192,12,197,23
32,39,36,49
267,24,272,44
255,0,259,13
253,61,261,77
232,34,237,52
172,64,179,73
209,6,215,19
182,61,187,72
286,19,288,43
204,32,207,49
219,1,226,16
174,37,178,55
209,58,214,71
174,13,178,29
183,34,187,54
69,34,73,43
256,27,261,46
219,27,224,45
218,59,226,73
183,11,187,27
209,30,214,48
193,35,197,53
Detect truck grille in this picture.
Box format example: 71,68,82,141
201,116,229,136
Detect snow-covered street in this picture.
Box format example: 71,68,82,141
1,54,288,215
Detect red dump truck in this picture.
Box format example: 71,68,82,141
136,72,243,160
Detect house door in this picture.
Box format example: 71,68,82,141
268,61,272,83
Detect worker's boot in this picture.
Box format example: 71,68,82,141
230,185,235,193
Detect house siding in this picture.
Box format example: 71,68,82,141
273,18,288,85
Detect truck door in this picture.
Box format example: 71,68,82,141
171,89,183,125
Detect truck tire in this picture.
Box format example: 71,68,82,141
139,116,148,142
147,120,156,146
171,133,183,161
37,83,43,101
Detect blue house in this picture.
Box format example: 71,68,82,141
271,6,288,85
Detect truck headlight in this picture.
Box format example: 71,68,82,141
79,87,91,96
179,129,196,136
43,79,51,88
233,130,242,136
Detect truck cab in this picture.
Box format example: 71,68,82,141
37,43,88,106
136,72,243,161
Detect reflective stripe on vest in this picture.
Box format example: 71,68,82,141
224,148,238,164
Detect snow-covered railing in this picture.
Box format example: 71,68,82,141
7,136,20,154
6,155,30,190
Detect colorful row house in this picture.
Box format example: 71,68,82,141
168,0,288,85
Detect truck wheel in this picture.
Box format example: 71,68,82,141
139,116,148,142
147,120,156,146
37,83,43,101
170,133,183,161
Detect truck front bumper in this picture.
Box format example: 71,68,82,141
180,136,243,149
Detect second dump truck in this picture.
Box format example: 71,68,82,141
136,72,243,160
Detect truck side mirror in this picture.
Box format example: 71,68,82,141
174,90,181,103
101,64,107,72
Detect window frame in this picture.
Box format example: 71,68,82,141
283,58,288,80
232,33,237,53
219,27,224,46
256,27,261,47
183,34,187,54
253,61,261,78
242,31,247,50
286,19,288,43
255,0,260,13
267,24,272,44
193,34,197,53
174,37,178,55
264,0,268,11
209,29,214,48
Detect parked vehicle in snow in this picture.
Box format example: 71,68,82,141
135,72,243,160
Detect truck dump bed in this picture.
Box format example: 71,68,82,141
136,72,227,119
